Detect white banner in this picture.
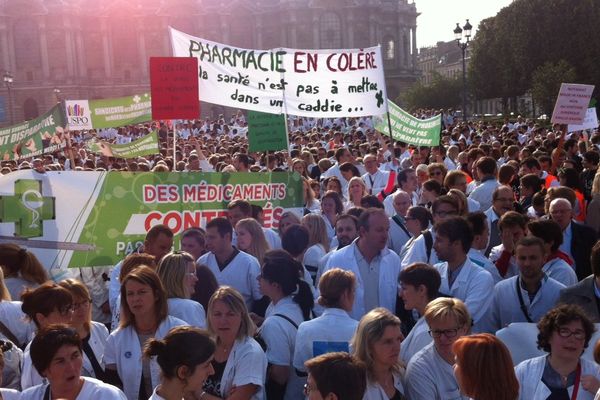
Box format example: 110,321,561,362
568,108,599,132
170,27,388,118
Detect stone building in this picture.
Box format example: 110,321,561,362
0,0,419,125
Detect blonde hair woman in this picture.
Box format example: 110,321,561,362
58,279,110,382
352,308,405,399
201,286,267,400
447,188,469,216
346,176,368,210
301,213,330,284
0,244,49,300
235,218,270,265
156,251,206,328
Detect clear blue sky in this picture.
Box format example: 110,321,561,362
415,0,514,48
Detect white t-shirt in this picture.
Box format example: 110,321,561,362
20,377,126,400
167,298,206,328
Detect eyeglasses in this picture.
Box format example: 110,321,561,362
72,300,91,310
557,327,586,340
303,384,317,396
58,305,75,316
429,326,463,338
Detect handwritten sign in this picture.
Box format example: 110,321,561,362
551,83,595,125
169,27,387,118
150,57,200,120
247,111,288,152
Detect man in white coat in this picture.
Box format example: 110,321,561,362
323,208,401,320
362,154,389,196
432,216,494,332
387,190,412,255
479,236,565,334
197,217,262,310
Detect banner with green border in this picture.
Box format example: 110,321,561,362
0,104,66,161
0,170,303,272
86,131,160,158
375,100,441,146
66,94,152,130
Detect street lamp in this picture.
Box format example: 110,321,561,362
3,71,13,125
454,19,472,122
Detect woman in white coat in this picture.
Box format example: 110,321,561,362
515,304,600,400
200,286,267,400
293,268,358,377
103,266,187,400
156,251,206,328
352,308,405,400
59,279,110,382
21,324,126,400
145,326,216,400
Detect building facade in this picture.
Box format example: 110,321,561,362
0,0,419,125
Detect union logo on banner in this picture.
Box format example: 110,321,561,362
65,100,93,130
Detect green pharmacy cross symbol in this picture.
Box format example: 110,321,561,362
0,179,56,238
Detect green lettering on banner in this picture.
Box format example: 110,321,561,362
374,99,441,147
247,110,288,152
86,131,160,159
0,104,66,161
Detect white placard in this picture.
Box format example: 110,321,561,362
568,108,598,132
170,27,388,118
551,83,595,124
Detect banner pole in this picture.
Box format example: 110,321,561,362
172,120,176,164
279,50,291,158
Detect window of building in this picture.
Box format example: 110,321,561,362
320,12,342,49
384,36,395,60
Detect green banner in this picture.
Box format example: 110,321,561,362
66,94,152,130
87,131,159,158
248,110,288,152
0,170,303,269
375,100,441,146
0,104,66,161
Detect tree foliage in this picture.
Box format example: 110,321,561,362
468,0,599,108
531,60,577,116
401,72,462,110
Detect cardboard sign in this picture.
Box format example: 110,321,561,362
568,108,599,132
150,57,200,120
248,111,288,152
551,83,595,125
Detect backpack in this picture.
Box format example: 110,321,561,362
422,229,433,263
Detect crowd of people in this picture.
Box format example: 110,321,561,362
2,108,600,399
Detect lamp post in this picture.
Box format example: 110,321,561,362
454,19,472,122
3,71,13,125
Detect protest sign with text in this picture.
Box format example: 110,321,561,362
86,131,160,158
374,100,441,146
551,83,595,125
0,170,303,270
169,27,387,118
247,111,288,152
0,104,66,161
66,94,152,130
150,57,200,120
568,108,599,132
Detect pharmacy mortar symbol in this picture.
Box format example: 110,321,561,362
0,179,55,238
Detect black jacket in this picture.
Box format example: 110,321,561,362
571,221,598,281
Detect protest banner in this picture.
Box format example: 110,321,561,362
86,131,160,158
551,83,595,125
247,111,288,152
0,170,303,271
169,27,387,118
66,94,152,130
374,100,441,146
568,108,599,132
150,57,200,120
0,104,66,161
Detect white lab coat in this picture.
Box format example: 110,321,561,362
324,240,401,320
362,371,404,400
292,308,358,372
543,257,578,287
489,244,520,279
167,298,206,328
103,316,187,400
388,215,411,256
362,169,389,195
20,376,126,400
198,250,262,310
468,248,502,284
0,300,34,346
399,316,431,365
404,342,467,400
21,340,44,390
435,259,494,331
401,229,439,268
479,275,565,334
82,321,110,379
216,337,267,400
516,356,600,400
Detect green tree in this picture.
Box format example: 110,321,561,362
531,60,577,116
401,73,462,110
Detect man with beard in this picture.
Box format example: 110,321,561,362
316,214,359,285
